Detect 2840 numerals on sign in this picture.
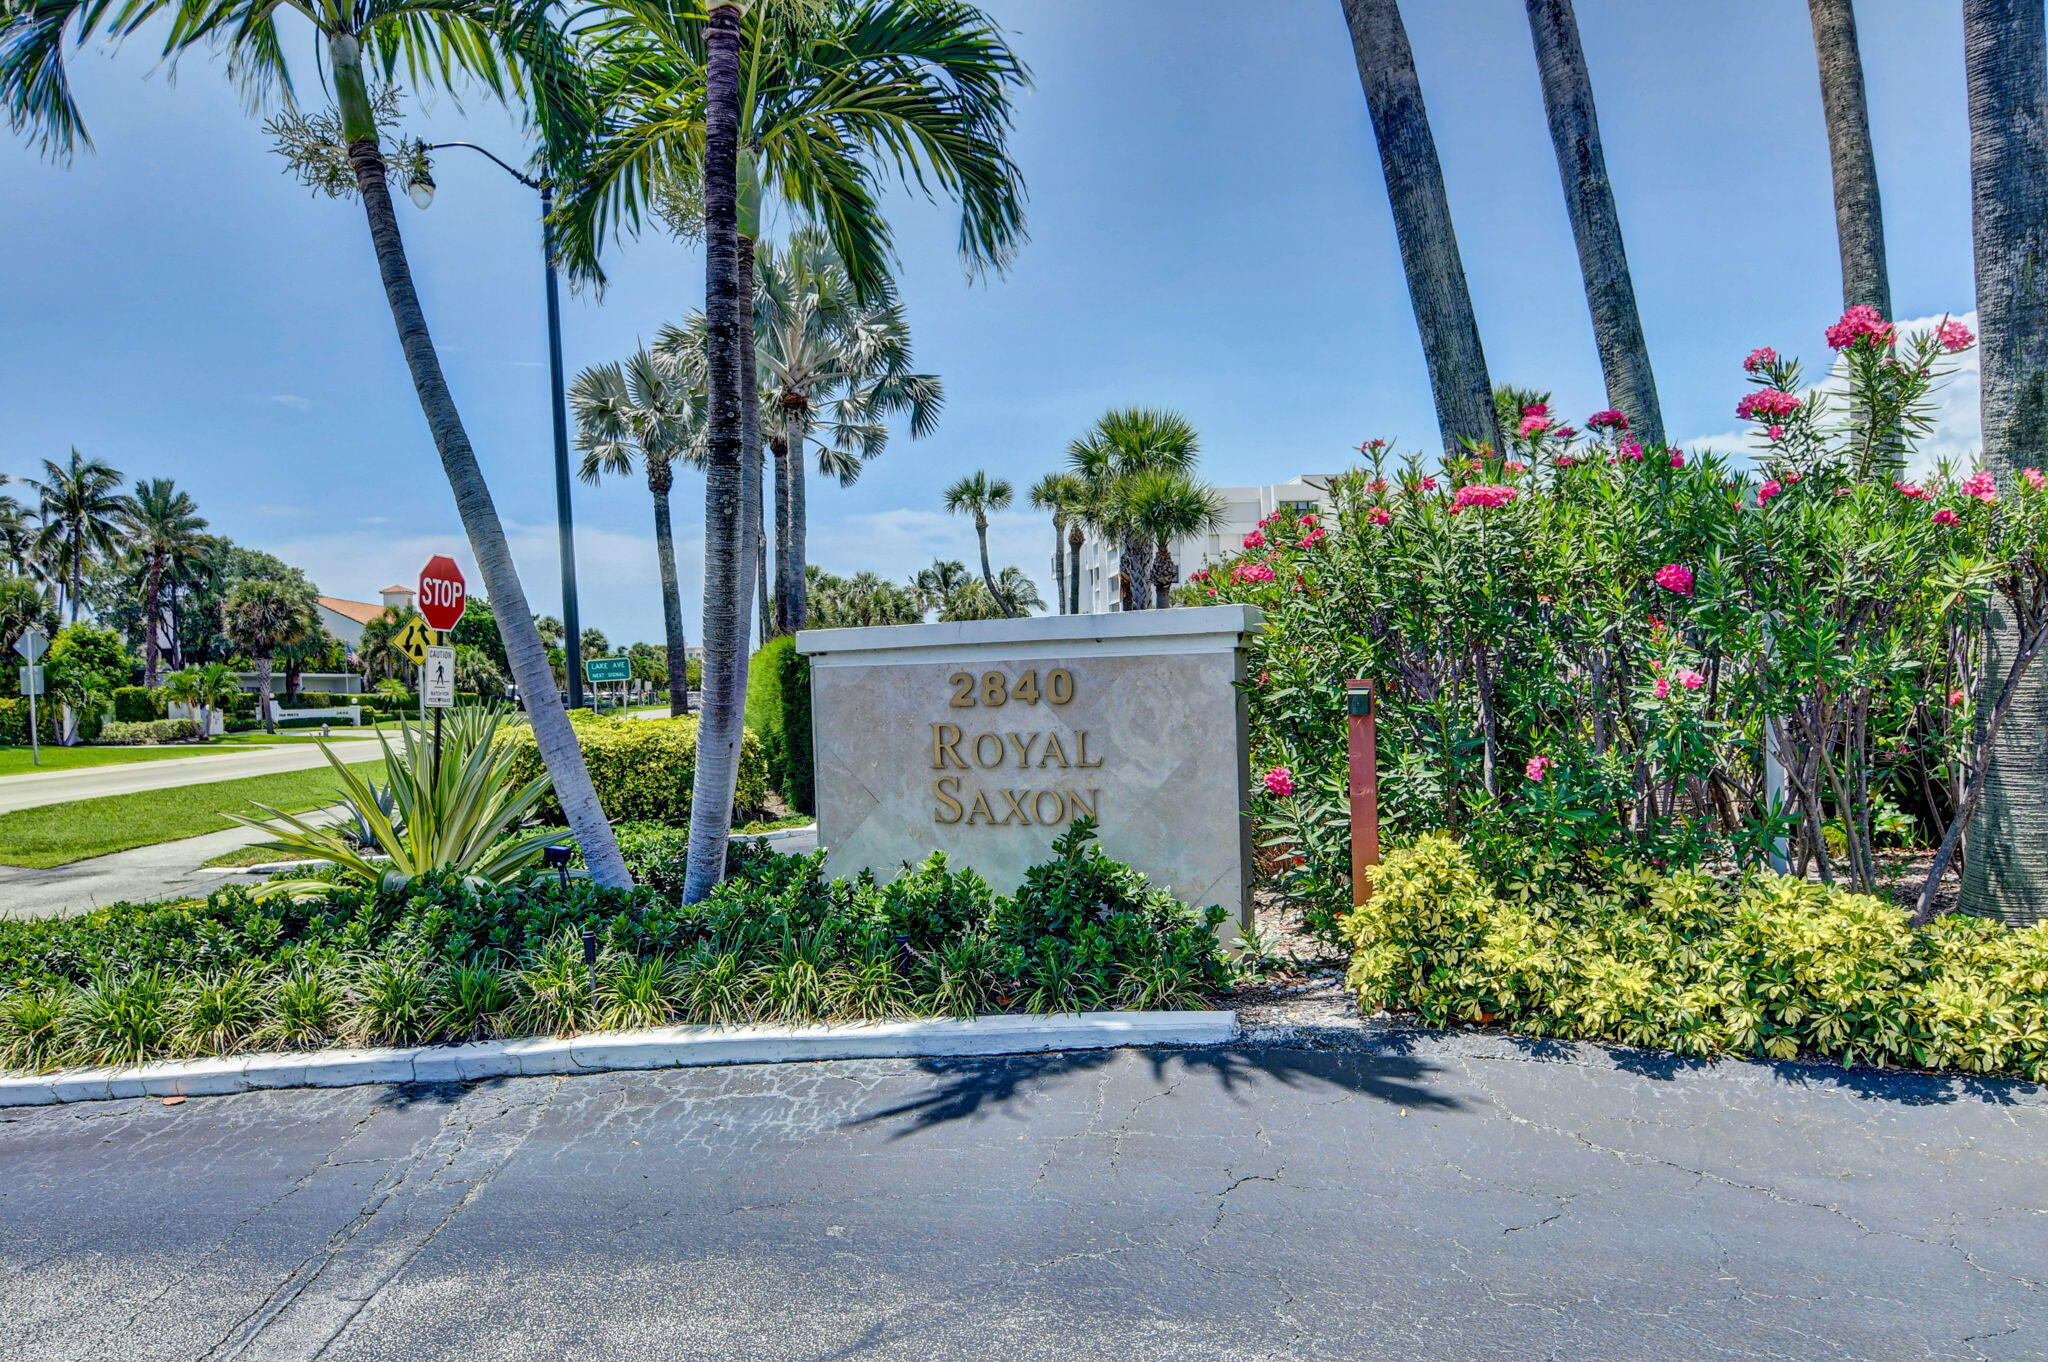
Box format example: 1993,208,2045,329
947,667,1075,708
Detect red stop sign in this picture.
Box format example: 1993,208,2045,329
417,556,468,632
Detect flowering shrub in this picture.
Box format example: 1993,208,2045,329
1192,311,2048,940
1344,835,2048,1080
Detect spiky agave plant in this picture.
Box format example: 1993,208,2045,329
232,705,560,899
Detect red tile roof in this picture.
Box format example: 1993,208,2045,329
317,596,386,626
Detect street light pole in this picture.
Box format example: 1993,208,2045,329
419,142,585,708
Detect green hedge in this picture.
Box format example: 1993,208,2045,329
1346,835,2048,1082
495,713,769,827
98,718,201,746
110,686,163,724
744,636,813,814
0,699,26,746
288,691,366,710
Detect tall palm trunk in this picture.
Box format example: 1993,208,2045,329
141,557,164,687
1066,523,1084,614
785,428,810,632
329,33,631,889
975,514,1012,617
1961,0,2048,925
771,430,793,635
648,459,690,717
682,0,749,903
1526,0,1664,446
255,654,277,735
1809,0,1892,316
1340,0,1498,454
741,239,765,653
1049,520,1067,614
1150,539,1177,610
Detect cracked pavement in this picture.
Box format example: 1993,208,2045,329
3,1030,2044,1361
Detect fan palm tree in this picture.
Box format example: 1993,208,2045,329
358,607,417,686
572,346,705,716
26,449,127,623
121,479,211,686
943,472,1014,618
223,580,313,735
1340,0,1498,454
1962,0,2048,925
749,228,942,636
910,558,972,616
1029,471,1087,616
936,567,1041,621
160,662,240,740
0,577,48,662
1808,0,1891,316
1065,407,1201,611
560,0,1026,903
0,0,637,887
808,565,923,627
1524,0,1663,446
1119,469,1227,609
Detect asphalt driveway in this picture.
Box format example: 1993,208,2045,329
3,1029,2042,1361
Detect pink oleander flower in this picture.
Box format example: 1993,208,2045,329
1367,506,1392,526
1242,529,1266,549
1654,563,1695,596
1452,483,1519,511
1933,508,1960,526
2025,468,2046,490
1937,319,1976,353
1736,388,1801,421
1517,415,1552,438
1262,767,1296,798
1668,450,1686,468
1677,668,1705,690
1948,687,1966,707
1654,677,1671,700
1503,459,1528,473
1826,304,1895,350
1894,480,1932,500
1743,347,1779,373
1299,513,1318,526
1555,455,1578,468
1419,475,1439,491
1299,528,1326,548
1618,440,1644,462
1357,437,1389,453
1231,561,1277,584
1587,409,1628,431
1525,755,1552,782
1766,424,1786,442
1757,479,1783,505
1553,426,1578,440
1962,470,1999,503
1522,402,1549,418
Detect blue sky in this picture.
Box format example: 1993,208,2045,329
0,0,1983,643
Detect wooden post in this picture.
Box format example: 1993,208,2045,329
1346,678,1380,905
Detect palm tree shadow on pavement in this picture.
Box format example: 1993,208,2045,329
845,1044,1469,1140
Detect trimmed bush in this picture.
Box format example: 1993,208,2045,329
289,691,365,709
1345,835,2048,1081
744,636,813,814
111,686,163,724
0,699,26,746
495,713,769,827
98,718,201,746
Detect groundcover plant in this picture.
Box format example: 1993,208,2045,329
0,821,1235,1074
1196,310,2048,939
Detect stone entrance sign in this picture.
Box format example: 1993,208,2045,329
797,605,1263,928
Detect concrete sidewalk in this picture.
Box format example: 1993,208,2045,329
0,821,292,920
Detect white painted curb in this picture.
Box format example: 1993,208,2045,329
0,1010,1239,1107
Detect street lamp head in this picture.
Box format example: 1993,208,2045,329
408,173,436,209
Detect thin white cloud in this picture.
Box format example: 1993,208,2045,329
266,394,314,410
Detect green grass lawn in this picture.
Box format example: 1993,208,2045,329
211,730,381,746
0,759,387,868
0,743,258,777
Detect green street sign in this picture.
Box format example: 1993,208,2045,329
585,656,632,683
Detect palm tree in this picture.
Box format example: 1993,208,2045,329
1524,0,1663,446
121,479,211,686
943,472,1014,618
808,566,924,627
1066,407,1201,611
0,0,637,887
560,0,1027,903
1808,0,1891,316
1120,469,1227,609
937,567,1042,621
1339,0,1498,454
1962,0,2048,925
750,229,942,636
0,577,48,661
1029,471,1088,615
27,449,127,623
223,581,313,735
358,607,417,686
572,347,704,716
160,662,240,740
910,559,973,616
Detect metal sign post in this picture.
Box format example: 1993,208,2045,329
1345,678,1380,906
14,627,47,767
423,642,456,781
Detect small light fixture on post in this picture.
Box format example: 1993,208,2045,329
1344,679,1380,907
543,842,572,893
407,170,435,210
